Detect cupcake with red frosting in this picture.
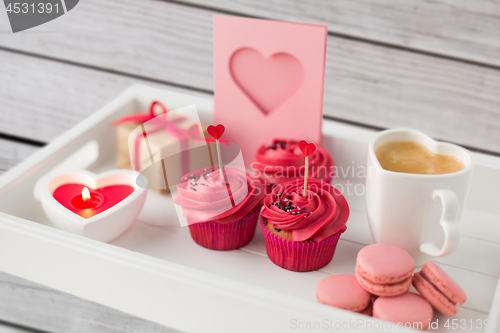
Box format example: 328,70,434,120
252,139,334,194
174,167,265,250
260,178,349,271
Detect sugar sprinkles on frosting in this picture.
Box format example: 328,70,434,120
183,168,218,191
260,178,349,243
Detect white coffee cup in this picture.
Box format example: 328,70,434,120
366,128,474,265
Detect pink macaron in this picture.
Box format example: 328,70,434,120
355,243,415,296
413,262,467,316
373,292,433,330
317,274,372,315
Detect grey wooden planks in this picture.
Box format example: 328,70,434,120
0,272,180,333
0,0,215,91
175,0,500,68
0,139,39,174
323,36,500,155
0,50,212,143
0,324,38,333
0,0,499,152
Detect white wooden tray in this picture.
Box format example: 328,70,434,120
0,85,499,333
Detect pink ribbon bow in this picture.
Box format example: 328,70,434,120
113,101,223,175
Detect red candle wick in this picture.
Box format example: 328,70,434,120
71,190,104,210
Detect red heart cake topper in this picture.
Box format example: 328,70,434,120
207,124,226,140
299,140,317,157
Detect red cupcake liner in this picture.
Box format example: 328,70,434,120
259,215,341,272
187,209,260,251
263,176,334,195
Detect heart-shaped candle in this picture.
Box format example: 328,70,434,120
38,170,148,242
53,184,135,219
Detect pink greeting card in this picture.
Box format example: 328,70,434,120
214,16,328,166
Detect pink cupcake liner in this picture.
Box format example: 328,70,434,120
259,215,341,272
263,175,334,195
188,209,260,251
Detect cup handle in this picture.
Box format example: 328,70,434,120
419,189,461,257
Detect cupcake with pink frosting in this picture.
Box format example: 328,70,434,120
252,139,334,194
260,178,349,271
174,167,265,251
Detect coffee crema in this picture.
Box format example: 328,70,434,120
375,140,465,175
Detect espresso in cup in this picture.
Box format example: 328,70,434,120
375,140,465,175
367,129,474,264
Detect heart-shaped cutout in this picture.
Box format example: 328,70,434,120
207,124,225,140
299,140,317,157
230,48,304,115
38,170,147,242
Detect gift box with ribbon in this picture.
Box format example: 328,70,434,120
114,102,210,193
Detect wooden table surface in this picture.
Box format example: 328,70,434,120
0,0,499,331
